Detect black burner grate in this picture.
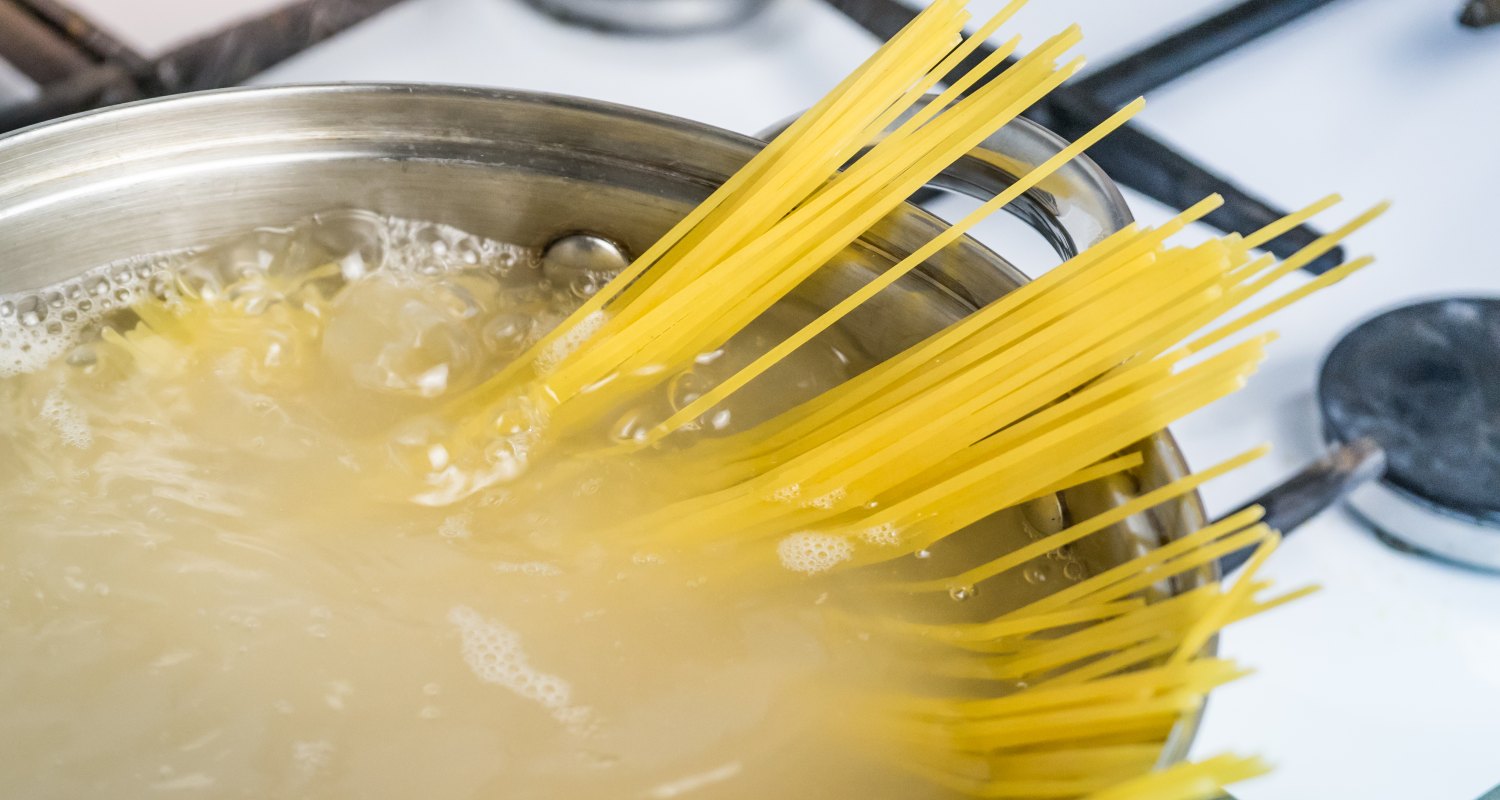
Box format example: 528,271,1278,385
0,0,403,132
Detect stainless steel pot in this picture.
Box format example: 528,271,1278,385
0,83,1212,764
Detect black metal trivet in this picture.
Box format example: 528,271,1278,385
0,0,404,132
822,0,1354,274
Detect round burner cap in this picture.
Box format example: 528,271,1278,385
1319,297,1500,570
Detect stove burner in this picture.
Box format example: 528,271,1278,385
1323,299,1500,520
1314,298,1500,570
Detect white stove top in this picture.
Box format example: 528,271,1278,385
0,57,37,108
42,1,1500,797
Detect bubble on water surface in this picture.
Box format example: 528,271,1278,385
776,532,853,575
448,605,590,731
40,388,92,449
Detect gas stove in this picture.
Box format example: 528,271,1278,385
2,2,1498,798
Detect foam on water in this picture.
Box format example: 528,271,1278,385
448,605,591,731
382,217,533,277
534,310,608,377
776,532,854,575
40,388,92,449
439,514,472,540
860,522,901,547
803,488,846,511
0,325,69,379
768,483,801,504
0,215,539,382
0,257,168,378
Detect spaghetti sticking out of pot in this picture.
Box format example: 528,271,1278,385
0,2,1382,798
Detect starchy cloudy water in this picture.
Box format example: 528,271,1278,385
0,211,1079,798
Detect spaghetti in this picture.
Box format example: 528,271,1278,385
8,0,1384,797
429,1,1380,797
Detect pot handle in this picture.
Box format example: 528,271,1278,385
1216,437,1386,574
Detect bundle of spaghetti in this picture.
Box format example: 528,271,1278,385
601,197,1378,568
420,1,1383,796
444,0,1079,431
579,200,1371,795
811,519,1310,799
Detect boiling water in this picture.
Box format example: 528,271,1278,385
0,212,1088,799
